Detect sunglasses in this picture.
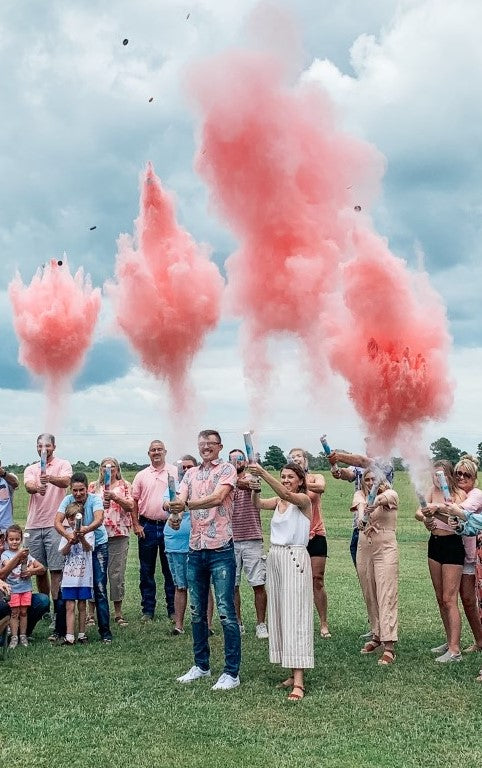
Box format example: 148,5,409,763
455,471,473,480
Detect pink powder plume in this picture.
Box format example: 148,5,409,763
329,228,454,454
8,258,101,428
107,163,224,412
187,47,384,412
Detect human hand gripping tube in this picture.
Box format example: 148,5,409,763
435,470,452,502
320,435,338,470
362,480,381,524
168,475,180,523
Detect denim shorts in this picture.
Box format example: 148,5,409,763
166,552,188,589
61,587,93,601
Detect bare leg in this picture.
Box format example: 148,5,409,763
78,600,86,635
174,587,187,630
234,586,242,625
253,585,267,624
113,600,123,619
288,668,305,700
460,574,482,646
36,571,50,597
428,559,450,639
441,565,463,654
311,556,329,634
50,570,62,602
10,607,19,638
19,607,28,636
66,601,76,638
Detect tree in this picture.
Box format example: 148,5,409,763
263,445,287,470
430,437,462,464
391,457,405,471
477,443,482,467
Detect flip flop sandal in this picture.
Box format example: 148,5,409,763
114,616,129,627
378,650,396,665
320,629,332,638
361,640,382,654
287,685,305,702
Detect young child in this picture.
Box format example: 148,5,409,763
59,502,95,645
0,524,44,648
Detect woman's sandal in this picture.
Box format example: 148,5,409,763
287,685,305,702
378,649,396,665
320,628,332,638
276,677,294,689
86,616,96,627
114,616,129,628
361,639,382,654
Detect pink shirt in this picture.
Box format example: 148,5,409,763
180,460,236,550
132,463,177,521
88,480,133,537
461,488,482,567
24,457,73,529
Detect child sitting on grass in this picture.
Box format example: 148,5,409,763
59,502,95,645
0,524,44,648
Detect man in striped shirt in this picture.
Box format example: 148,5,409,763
229,449,268,639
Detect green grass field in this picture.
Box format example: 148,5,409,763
1,472,481,768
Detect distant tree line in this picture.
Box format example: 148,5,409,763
3,438,480,475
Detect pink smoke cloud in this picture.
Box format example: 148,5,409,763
187,47,384,410
187,31,453,453
328,228,454,454
107,163,224,413
8,258,101,428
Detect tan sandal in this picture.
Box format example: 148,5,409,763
361,639,382,654
114,616,129,628
287,685,305,701
378,649,396,665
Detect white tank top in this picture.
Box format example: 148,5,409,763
270,503,310,546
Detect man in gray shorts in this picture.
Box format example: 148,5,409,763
24,434,72,624
229,449,268,639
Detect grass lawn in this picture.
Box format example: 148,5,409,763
1,471,481,768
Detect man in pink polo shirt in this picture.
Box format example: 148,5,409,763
24,433,72,621
131,439,176,622
168,429,240,691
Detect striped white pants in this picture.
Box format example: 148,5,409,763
267,545,314,669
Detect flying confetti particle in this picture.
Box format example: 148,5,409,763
186,13,190,20
123,38,128,46
354,205,362,212
148,97,154,102
90,226,97,231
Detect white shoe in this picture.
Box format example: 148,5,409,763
435,650,462,663
49,614,57,631
238,623,245,635
211,673,240,691
176,666,211,683
9,636,18,650
255,622,269,639
431,642,449,655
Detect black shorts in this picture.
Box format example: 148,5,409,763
428,533,465,566
307,534,328,558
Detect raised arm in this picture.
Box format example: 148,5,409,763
306,473,325,494
249,464,311,518
330,450,370,468
0,466,19,490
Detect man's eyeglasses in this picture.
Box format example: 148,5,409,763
455,471,473,480
198,442,221,448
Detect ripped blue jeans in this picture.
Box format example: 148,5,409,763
187,541,240,677
93,542,111,640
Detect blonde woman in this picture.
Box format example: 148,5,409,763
88,458,134,627
426,455,482,675
353,469,399,665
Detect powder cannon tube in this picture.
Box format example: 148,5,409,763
40,447,47,478
320,435,338,470
20,532,30,574
168,475,180,524
435,470,452,502
104,463,112,492
362,480,381,525
417,492,428,509
75,513,82,532
243,432,256,464
177,460,184,483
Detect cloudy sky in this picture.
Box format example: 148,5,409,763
1,0,481,465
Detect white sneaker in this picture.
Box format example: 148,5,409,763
255,622,269,639
19,635,29,647
9,635,19,650
435,650,462,663
176,666,211,683
211,673,240,691
49,614,57,631
431,642,449,655
238,623,245,635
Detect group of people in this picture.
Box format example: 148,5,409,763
1,431,482,695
